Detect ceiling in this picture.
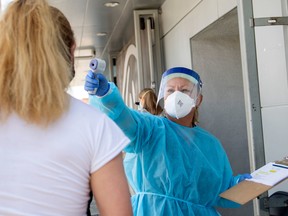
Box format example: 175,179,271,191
48,0,165,80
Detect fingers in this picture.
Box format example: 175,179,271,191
87,70,95,78
243,173,252,179
239,173,252,183
85,71,99,92
95,73,107,82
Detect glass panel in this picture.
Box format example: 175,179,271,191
1,0,12,12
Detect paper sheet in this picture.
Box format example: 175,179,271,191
247,162,288,186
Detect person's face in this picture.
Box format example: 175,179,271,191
164,77,195,101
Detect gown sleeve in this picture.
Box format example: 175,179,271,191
89,82,157,153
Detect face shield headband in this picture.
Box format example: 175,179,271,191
157,67,203,105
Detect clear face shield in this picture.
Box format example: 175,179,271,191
157,67,203,105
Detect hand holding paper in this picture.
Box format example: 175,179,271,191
220,159,288,205
246,162,288,186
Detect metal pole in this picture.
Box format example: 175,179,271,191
237,0,268,215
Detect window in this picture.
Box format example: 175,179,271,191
1,0,13,12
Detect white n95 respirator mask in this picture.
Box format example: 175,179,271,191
164,91,196,119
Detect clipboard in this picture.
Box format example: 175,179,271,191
220,157,288,205
220,180,272,205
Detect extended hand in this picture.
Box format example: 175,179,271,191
84,71,109,96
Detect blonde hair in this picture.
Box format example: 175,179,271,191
0,0,75,125
192,107,199,126
139,88,163,115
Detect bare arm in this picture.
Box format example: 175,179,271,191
90,153,132,216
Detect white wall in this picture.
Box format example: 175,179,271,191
160,0,236,69
252,0,288,195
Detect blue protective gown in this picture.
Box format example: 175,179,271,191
90,83,242,216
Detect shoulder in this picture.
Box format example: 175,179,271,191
194,126,215,136
194,126,222,146
193,127,229,161
69,95,103,114
67,95,127,141
66,95,108,123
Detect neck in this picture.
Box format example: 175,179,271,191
167,115,193,127
166,109,195,127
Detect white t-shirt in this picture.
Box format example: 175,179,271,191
0,96,130,216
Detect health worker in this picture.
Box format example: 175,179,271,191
84,66,252,216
